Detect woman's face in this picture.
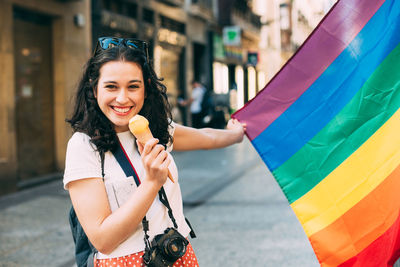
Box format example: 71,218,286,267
96,61,145,132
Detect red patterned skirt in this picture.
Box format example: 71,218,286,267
95,242,199,267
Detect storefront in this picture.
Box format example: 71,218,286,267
155,29,186,99
13,7,55,182
154,17,187,124
218,28,262,111
0,0,91,195
213,30,249,111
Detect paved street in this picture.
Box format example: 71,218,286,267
0,139,319,267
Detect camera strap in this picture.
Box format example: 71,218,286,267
113,140,141,185
113,140,188,250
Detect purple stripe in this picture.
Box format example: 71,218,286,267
232,0,385,140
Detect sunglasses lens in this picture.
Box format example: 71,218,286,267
125,40,139,49
100,38,121,50
95,38,148,60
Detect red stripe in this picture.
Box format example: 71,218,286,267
118,140,141,184
337,213,400,267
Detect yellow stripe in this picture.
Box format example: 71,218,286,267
291,108,400,237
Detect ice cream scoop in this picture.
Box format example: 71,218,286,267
129,115,174,183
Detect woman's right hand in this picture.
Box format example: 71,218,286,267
137,138,170,187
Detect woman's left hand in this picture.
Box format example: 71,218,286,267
226,118,246,144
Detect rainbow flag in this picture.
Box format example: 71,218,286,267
232,0,400,266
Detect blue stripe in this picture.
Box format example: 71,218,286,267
253,0,400,171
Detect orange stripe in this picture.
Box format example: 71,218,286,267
308,164,400,266
338,213,400,267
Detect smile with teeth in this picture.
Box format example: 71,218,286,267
112,106,133,114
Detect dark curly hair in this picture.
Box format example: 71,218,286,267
66,46,172,155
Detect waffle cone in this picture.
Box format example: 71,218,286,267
129,115,174,183
134,130,153,145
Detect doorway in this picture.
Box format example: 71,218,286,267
193,42,206,83
13,7,56,183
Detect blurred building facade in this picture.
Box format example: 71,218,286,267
0,0,91,195
212,0,262,111
255,0,336,82
91,0,262,122
0,0,264,195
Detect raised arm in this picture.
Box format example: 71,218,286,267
172,119,246,151
68,138,169,255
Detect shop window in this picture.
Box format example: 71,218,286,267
192,0,212,8
101,0,111,10
247,66,256,100
143,8,154,24
213,62,229,94
102,0,123,14
193,42,206,83
257,71,266,92
235,66,245,108
280,3,290,30
280,2,292,51
160,16,185,34
124,2,137,18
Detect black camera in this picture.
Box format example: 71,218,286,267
143,228,189,267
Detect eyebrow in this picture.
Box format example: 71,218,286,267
103,80,142,84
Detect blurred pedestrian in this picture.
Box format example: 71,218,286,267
64,37,246,266
179,80,207,128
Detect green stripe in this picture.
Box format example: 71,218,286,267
273,43,400,204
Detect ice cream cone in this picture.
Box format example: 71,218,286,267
129,115,175,183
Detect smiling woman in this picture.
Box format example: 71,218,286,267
64,37,245,267
96,61,145,133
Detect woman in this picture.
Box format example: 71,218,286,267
64,37,246,267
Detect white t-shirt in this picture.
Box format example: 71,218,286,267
63,123,191,259
190,86,206,114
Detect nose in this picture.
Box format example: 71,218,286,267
116,88,129,104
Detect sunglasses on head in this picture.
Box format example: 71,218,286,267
93,37,149,60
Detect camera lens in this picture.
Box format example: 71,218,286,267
163,237,187,259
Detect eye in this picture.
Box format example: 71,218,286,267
128,84,140,90
105,84,117,90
